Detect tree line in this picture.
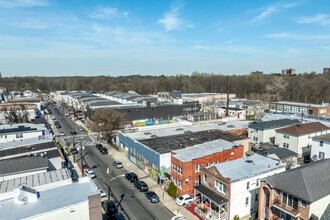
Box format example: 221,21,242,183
0,71,329,103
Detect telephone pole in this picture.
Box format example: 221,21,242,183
107,168,111,205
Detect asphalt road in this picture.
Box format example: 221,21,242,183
46,102,174,220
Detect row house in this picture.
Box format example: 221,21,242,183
258,159,330,220
311,133,330,160
275,122,330,158
191,154,286,220
171,139,244,195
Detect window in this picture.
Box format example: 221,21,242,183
172,176,177,185
282,192,298,209
215,180,226,194
137,153,141,159
16,133,19,138
277,105,284,111
195,165,201,173
284,106,291,111
300,108,307,114
178,166,182,175
144,158,149,166
256,179,259,187
301,200,306,208
247,181,250,190
195,178,200,186
178,180,182,189
131,149,135,155
292,107,299,112
270,105,276,110
245,197,249,206
319,152,325,159
282,192,288,204
320,141,324,147
284,134,290,139
255,193,258,202
206,163,209,167
172,163,177,171
215,161,218,164
204,174,207,183
276,189,281,196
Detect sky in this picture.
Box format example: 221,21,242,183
0,0,330,77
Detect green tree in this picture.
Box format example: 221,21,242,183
233,215,240,220
167,181,179,197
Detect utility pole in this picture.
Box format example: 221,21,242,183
107,168,111,205
72,130,76,163
79,144,85,177
226,76,230,117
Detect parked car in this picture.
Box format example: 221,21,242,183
99,190,108,202
134,181,149,192
176,195,194,206
82,164,89,171
111,212,125,220
78,127,83,131
103,200,118,217
113,161,123,169
99,147,108,155
51,116,56,120
144,191,159,203
96,144,103,149
84,169,96,178
125,173,139,182
56,124,62,128
60,131,65,136
70,148,78,154
171,216,186,220
70,130,76,134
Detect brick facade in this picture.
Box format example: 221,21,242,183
171,145,244,195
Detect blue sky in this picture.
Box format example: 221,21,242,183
0,0,330,76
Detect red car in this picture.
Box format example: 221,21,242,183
82,164,89,171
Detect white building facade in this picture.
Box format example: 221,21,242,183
311,133,330,160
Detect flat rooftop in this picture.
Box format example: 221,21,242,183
182,93,231,98
211,154,284,182
0,123,46,134
0,177,99,219
139,129,244,154
0,136,54,152
272,101,329,108
122,120,250,141
172,139,237,162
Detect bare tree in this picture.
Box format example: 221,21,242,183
4,104,30,124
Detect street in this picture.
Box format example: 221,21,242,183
47,103,174,220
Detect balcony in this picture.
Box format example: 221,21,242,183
272,198,300,217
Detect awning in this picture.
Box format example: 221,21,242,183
194,184,228,206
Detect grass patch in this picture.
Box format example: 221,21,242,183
246,115,256,120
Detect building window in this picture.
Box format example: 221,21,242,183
284,134,290,139
178,180,182,189
255,193,258,202
277,105,284,111
137,153,141,160
276,189,281,196
195,165,201,173
215,180,226,194
172,163,177,172
270,105,276,110
282,192,298,209
292,107,299,112
178,166,182,175
206,163,209,167
195,178,200,186
204,174,207,183
301,200,306,208
245,197,249,206
131,149,135,155
246,181,250,190
256,179,259,187
215,161,218,164
144,158,149,166
284,106,291,111
319,152,325,159
172,176,177,185
300,108,307,114
320,141,324,147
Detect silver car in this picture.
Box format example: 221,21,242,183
113,161,123,169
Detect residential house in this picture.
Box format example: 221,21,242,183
275,122,330,158
248,119,300,147
171,139,244,195
258,159,330,220
0,123,49,143
215,107,247,120
192,154,286,220
311,133,330,160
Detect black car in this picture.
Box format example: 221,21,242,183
102,200,118,217
56,124,61,128
125,173,139,182
70,148,78,154
70,130,76,134
134,181,149,192
111,212,125,220
100,147,108,155
96,144,103,149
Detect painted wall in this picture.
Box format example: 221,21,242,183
311,137,330,159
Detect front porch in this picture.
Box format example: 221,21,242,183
191,184,229,220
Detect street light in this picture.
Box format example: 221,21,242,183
77,145,85,176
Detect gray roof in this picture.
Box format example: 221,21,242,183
0,157,48,177
264,148,298,159
321,203,330,220
248,119,301,130
313,133,330,142
212,154,284,182
265,159,330,203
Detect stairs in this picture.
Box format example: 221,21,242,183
186,203,204,220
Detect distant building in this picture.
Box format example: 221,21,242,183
282,68,296,76
269,101,330,116
251,71,263,76
215,107,247,120
311,133,330,160
324,68,330,74
258,159,330,220
182,93,236,103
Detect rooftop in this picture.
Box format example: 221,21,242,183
272,101,329,108
276,122,330,136
248,119,301,130
312,133,330,142
0,123,46,134
139,129,244,154
172,139,238,162
182,93,230,98
211,154,284,182
264,147,298,159
0,136,54,152
265,159,330,203
0,177,99,219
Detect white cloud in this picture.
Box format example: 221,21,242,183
158,3,193,31
89,7,118,19
12,18,49,29
298,14,330,25
252,6,277,22
0,0,49,8
265,32,330,40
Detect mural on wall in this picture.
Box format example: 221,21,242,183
132,119,174,127
128,156,166,181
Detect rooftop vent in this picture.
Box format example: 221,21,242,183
245,160,253,163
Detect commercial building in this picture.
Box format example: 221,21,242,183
191,154,285,220
282,68,296,76
215,107,247,120
171,139,244,195
0,176,102,220
248,119,300,147
311,133,330,160
269,101,330,116
258,159,330,220
275,122,330,157
182,93,236,103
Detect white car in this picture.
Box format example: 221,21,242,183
176,194,194,206
98,190,108,202
171,216,186,220
84,169,96,178
60,131,65,136
51,116,56,120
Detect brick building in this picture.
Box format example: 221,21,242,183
282,68,296,76
269,101,330,116
258,159,330,220
324,68,330,74
251,71,263,76
171,139,244,195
